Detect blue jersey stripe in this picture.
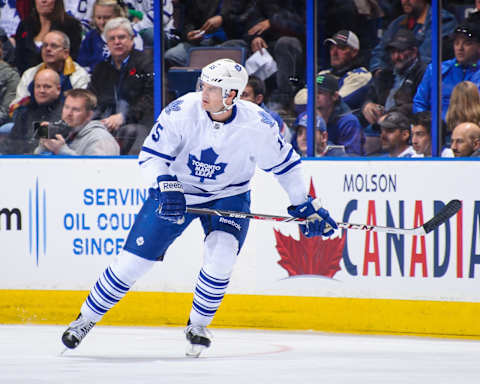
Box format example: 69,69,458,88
141,146,176,161
274,159,302,175
263,148,294,172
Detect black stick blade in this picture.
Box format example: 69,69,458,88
422,200,461,234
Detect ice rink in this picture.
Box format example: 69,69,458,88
1,324,479,384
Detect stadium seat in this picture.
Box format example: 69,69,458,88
167,47,246,98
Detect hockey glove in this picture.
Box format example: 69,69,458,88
155,175,186,224
287,196,338,238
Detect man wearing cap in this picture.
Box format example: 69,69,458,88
292,111,347,157
413,22,480,120
315,73,364,155
295,30,371,112
377,111,416,157
362,29,426,125
369,0,456,75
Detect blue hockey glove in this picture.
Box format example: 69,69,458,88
287,197,338,238
155,175,186,224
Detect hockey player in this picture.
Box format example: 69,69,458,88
61,59,338,357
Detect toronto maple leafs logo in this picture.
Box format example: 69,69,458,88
187,148,227,183
259,111,275,128
165,100,184,115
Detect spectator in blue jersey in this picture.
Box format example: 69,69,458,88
413,22,480,121
9,30,89,118
362,29,426,127
77,0,144,73
369,0,456,76
315,73,364,155
240,75,291,142
375,111,415,157
292,111,347,157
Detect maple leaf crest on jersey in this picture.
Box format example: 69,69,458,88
188,148,227,183
165,100,184,115
259,111,275,128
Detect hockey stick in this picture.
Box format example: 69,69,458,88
186,199,461,236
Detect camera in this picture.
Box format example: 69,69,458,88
33,120,71,139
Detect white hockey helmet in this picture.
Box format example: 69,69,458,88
198,58,248,109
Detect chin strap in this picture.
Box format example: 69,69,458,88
210,99,236,115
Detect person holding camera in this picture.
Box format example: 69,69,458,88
0,68,63,155
34,88,119,156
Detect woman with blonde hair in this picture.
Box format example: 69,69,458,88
77,0,143,72
446,81,480,132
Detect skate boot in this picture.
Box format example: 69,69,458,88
185,323,212,357
61,313,96,349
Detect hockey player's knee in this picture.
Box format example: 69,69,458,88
110,250,156,285
203,231,239,278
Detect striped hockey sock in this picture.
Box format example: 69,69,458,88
190,268,229,326
81,266,131,322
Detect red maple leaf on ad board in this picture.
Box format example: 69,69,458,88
274,177,345,278
274,229,345,278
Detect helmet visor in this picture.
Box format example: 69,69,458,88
196,78,222,96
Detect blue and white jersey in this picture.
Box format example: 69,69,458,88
0,0,20,36
64,0,95,32
139,92,308,206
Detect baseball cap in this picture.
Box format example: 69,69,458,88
453,22,480,42
324,30,360,50
316,73,339,93
379,111,410,131
386,29,419,50
295,112,326,132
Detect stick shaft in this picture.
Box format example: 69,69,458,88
186,200,461,236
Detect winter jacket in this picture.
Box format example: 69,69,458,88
0,61,19,125
369,5,456,72
35,119,120,156
365,58,426,110
10,57,90,112
413,59,480,120
318,56,372,111
88,50,154,126
0,96,63,154
14,15,83,74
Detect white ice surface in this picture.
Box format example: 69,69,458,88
1,325,479,384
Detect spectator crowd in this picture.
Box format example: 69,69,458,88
0,0,480,157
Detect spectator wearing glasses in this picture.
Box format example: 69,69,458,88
88,17,153,155
9,30,89,117
413,22,480,120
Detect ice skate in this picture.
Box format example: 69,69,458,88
185,324,212,357
61,313,96,349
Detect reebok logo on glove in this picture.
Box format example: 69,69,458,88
159,181,184,193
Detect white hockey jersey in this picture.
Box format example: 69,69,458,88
139,92,308,206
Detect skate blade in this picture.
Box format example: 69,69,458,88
185,344,206,358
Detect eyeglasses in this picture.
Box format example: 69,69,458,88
42,43,65,50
